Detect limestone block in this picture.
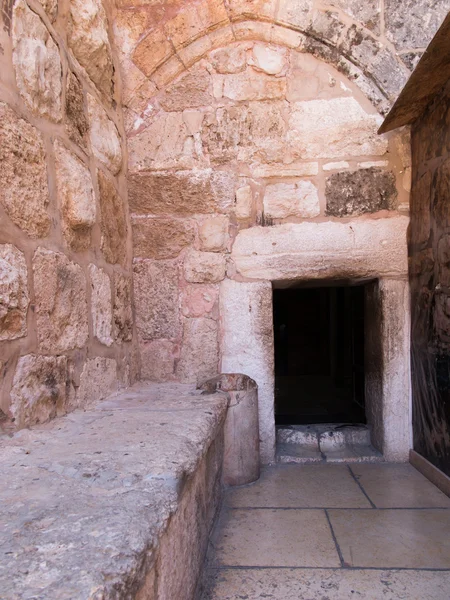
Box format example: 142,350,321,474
87,95,122,175
54,140,95,251
113,273,133,343
323,162,350,171
140,340,175,381
177,35,213,69
328,0,380,32
385,0,448,50
235,185,253,219
210,46,247,74
132,29,173,77
227,0,278,20
98,171,128,267
88,264,113,347
183,110,205,135
370,48,409,97
231,217,409,281
66,71,88,147
0,103,50,239
288,97,387,159
176,317,219,384
221,69,287,101
199,216,229,252
132,216,195,259
133,260,180,339
160,67,212,112
251,163,319,178
10,355,67,429
264,181,320,219
76,357,118,408
309,9,345,44
181,284,218,318
0,245,28,341
164,0,228,48
184,250,226,283
33,248,89,352
277,0,313,28
220,279,275,463
67,0,114,97
250,44,287,75
326,168,397,217
12,0,62,121
128,169,235,215
271,25,306,48
151,55,185,88
233,20,272,42
37,0,58,19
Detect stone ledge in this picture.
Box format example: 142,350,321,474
0,382,228,599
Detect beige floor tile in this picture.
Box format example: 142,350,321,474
212,509,340,567
226,464,371,508
350,463,450,508
329,509,450,569
203,568,450,600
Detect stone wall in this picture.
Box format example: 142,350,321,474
410,81,450,477
0,0,137,432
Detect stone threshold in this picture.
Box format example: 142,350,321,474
0,382,228,599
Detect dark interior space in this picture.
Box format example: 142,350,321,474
273,284,366,425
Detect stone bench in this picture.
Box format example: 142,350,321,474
0,382,228,599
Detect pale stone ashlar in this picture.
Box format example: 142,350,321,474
263,181,320,219
0,245,29,341
87,94,122,175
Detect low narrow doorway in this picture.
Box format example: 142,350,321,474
273,283,366,425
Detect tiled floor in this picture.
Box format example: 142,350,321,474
202,463,450,599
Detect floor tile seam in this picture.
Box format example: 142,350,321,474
347,464,377,508
207,565,450,572
225,506,450,511
324,508,346,567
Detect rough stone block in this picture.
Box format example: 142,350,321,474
76,357,118,408
66,71,88,147
250,44,287,75
128,169,235,216
132,28,173,77
87,95,122,175
277,0,312,28
140,340,175,381
329,0,380,32
54,140,95,251
176,317,219,384
133,260,180,339
210,46,247,74
67,0,114,97
33,248,89,352
10,355,67,429
164,0,228,48
88,264,113,347
181,284,218,318
113,273,133,343
0,102,50,238
221,69,287,102
370,48,409,98
160,67,212,112
227,0,278,20
326,168,397,217
132,216,195,259
0,245,28,341
184,250,226,283
235,185,253,219
12,0,62,121
199,216,229,252
37,0,58,19
385,0,448,50
98,171,128,267
264,181,320,219
288,97,387,159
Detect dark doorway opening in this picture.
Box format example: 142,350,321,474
273,284,366,425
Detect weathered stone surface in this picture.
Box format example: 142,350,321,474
0,245,28,341
277,0,312,28
181,284,218,318
113,273,133,343
0,102,50,238
220,279,275,463
128,170,235,216
140,340,175,381
288,97,387,159
309,10,345,45
54,140,95,251
87,95,122,174
385,0,449,50
176,318,219,384
329,0,380,31
132,216,195,259
67,0,114,97
132,28,173,77
264,181,320,219
10,355,67,429
88,264,113,347
250,44,287,75
160,67,212,112
66,71,88,147
12,0,62,121
220,69,287,102
210,46,247,74
76,357,118,407
231,217,409,281
98,171,128,266
370,48,409,98
184,251,226,284
133,260,180,339
33,248,89,352
326,168,397,217
235,185,253,219
199,216,229,252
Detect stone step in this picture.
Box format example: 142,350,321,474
276,442,384,464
